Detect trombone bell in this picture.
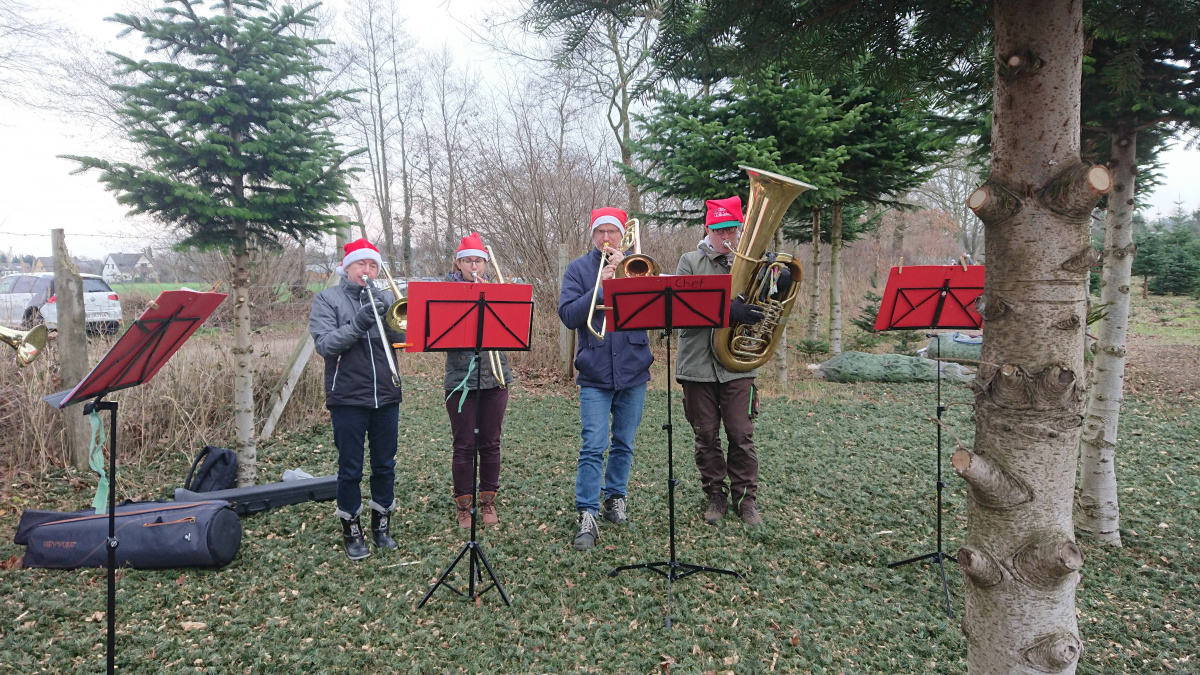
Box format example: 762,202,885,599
2,324,48,367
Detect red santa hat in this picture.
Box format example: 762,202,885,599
705,196,744,229
456,232,489,260
590,207,628,236
336,238,383,277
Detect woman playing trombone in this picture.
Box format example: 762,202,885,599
443,232,514,529
309,238,405,561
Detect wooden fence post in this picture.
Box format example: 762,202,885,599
558,243,573,379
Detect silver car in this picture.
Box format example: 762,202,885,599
0,273,123,334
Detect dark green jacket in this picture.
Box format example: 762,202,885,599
441,271,515,391
674,240,757,383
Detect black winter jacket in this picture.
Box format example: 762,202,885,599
309,278,403,408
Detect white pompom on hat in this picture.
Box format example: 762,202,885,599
336,238,383,277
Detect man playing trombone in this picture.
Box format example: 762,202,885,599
309,238,405,561
558,208,654,551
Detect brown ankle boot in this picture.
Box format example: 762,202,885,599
478,491,499,527
454,495,472,529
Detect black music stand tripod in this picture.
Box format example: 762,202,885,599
43,291,225,675
886,334,956,618
876,273,982,619
605,280,741,628
418,290,531,607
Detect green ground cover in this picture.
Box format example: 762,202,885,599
2,376,1196,674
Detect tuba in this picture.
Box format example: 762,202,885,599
2,324,48,367
713,166,815,372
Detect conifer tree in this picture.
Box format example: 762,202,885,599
67,0,360,486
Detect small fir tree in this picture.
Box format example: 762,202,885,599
66,0,361,486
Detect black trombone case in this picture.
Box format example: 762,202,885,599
173,475,337,517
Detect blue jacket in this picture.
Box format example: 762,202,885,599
558,247,653,390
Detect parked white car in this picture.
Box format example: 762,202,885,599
0,273,123,334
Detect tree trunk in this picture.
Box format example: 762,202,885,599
892,217,906,253
958,2,1109,672
52,229,90,471
828,201,843,354
232,225,257,487
807,207,822,341
1076,129,1137,547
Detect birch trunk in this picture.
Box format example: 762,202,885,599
232,225,257,487
807,207,821,341
1076,129,1136,546
959,2,1110,672
828,201,843,354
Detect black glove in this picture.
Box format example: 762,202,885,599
774,268,792,298
352,301,384,333
730,297,765,325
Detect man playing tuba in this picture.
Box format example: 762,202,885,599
675,196,791,527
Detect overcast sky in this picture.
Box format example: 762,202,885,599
2,0,1198,261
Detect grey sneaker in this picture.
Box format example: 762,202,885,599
573,510,599,550
602,496,629,525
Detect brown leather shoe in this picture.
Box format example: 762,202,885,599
703,491,727,525
454,495,472,529
478,491,499,527
738,498,763,526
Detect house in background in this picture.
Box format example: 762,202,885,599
103,252,157,283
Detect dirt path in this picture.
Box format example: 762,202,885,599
1123,333,1200,399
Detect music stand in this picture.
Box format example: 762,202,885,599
874,264,984,618
602,274,741,629
407,281,533,607
43,289,227,675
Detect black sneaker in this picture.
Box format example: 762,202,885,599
573,511,599,551
602,496,629,525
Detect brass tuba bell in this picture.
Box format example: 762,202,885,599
2,324,48,367
712,166,814,372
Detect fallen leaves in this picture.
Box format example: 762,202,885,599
179,621,207,631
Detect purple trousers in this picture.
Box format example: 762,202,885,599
445,387,509,497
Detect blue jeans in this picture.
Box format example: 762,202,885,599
575,384,647,514
330,404,398,516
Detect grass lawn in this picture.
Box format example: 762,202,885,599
1,374,1196,674
110,282,199,295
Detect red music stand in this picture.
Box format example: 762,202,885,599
874,264,983,619
43,289,226,675
601,274,740,629
410,281,533,608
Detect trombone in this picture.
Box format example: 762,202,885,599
376,263,409,335
470,245,507,389
360,274,402,388
585,219,658,340
2,324,48,367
